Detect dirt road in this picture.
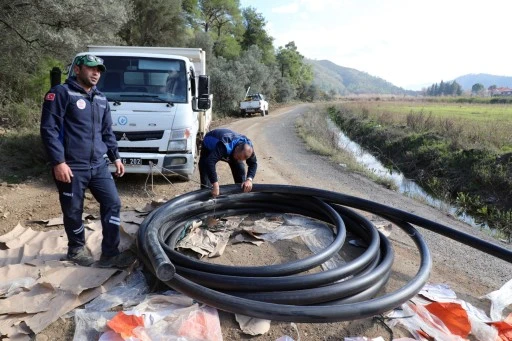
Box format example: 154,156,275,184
215,103,512,339
0,103,510,340
230,103,510,284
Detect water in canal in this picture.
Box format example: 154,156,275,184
329,121,484,229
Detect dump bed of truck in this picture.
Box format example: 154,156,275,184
87,45,206,75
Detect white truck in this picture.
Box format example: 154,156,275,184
239,93,269,117
65,46,212,180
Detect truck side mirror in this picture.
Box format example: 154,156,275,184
198,75,210,97
50,67,62,87
196,75,211,110
197,96,211,110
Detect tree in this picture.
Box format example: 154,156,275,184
488,84,497,96
241,7,274,64
472,83,485,94
213,35,241,59
302,83,321,102
452,81,463,96
439,80,445,95
209,56,246,114
186,31,214,66
207,45,277,114
237,46,276,97
119,0,188,46
194,0,243,59
426,80,462,96
0,0,128,103
276,42,313,95
198,0,241,33
274,77,296,102
182,0,199,19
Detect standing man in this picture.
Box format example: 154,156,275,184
199,128,257,197
40,54,135,268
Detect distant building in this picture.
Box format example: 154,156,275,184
490,87,512,96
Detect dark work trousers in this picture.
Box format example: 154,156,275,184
198,148,246,189
54,162,121,257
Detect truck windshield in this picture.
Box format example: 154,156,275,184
73,56,188,104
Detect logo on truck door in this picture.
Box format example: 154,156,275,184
118,116,128,125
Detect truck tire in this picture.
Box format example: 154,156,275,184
240,110,245,117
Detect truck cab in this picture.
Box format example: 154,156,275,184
68,46,212,180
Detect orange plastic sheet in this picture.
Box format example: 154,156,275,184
489,313,512,341
425,302,471,338
96,299,223,341
107,311,144,339
398,302,468,341
178,306,223,341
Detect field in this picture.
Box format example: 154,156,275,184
339,99,512,150
370,101,512,121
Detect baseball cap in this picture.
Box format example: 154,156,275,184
75,54,106,72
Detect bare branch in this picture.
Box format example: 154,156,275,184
0,18,38,45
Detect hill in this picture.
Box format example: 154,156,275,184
454,73,512,90
306,59,414,96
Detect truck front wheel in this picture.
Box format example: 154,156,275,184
240,110,246,117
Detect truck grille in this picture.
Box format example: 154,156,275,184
114,131,164,142
118,147,160,153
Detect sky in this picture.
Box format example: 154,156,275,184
239,0,512,90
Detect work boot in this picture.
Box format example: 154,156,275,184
97,250,137,269
66,248,95,267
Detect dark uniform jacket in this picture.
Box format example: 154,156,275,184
201,128,257,184
40,77,120,170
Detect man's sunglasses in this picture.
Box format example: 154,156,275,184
84,55,104,64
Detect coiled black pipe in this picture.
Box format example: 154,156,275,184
137,184,511,323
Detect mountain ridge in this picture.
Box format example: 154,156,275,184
452,73,512,90
308,58,512,94
307,59,414,96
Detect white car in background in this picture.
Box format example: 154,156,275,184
239,93,269,117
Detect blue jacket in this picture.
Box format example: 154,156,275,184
40,77,119,170
202,128,257,183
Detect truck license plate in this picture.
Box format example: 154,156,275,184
121,158,142,165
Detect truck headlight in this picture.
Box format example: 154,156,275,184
168,128,193,151
171,128,191,139
168,139,187,151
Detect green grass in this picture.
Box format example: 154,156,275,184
296,108,397,190
366,101,512,122
340,100,512,150
347,101,512,124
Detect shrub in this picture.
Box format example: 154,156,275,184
0,99,41,129
405,110,435,132
0,128,48,182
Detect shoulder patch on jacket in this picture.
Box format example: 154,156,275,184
45,93,56,101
